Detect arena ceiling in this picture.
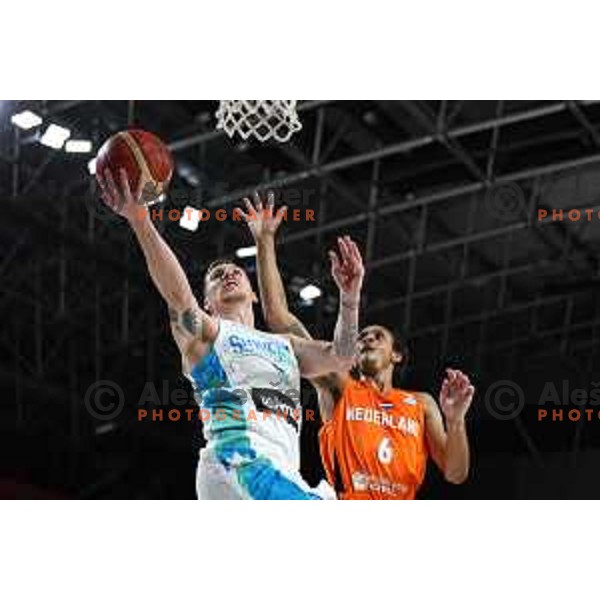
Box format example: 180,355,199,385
2,100,600,498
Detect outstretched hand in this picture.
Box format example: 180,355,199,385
329,236,364,304
439,368,475,423
97,169,146,222
239,191,287,241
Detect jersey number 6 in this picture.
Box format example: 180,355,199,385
377,437,393,464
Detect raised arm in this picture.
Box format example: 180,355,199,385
328,236,363,363
241,192,312,339
98,169,217,355
240,194,362,419
303,236,365,421
421,369,475,484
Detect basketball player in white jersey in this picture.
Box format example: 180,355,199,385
98,169,355,499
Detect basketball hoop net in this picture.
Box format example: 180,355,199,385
216,101,302,143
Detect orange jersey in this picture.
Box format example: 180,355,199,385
319,378,428,499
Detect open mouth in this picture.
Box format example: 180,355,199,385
224,280,239,291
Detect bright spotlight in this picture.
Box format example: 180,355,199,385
179,206,200,232
40,124,71,149
65,140,92,153
11,110,43,130
235,246,257,258
299,284,322,301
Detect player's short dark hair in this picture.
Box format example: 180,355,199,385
203,258,242,295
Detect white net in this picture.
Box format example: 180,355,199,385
216,100,302,143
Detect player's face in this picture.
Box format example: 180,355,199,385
356,325,399,375
204,262,255,312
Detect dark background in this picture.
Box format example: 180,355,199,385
2,100,600,499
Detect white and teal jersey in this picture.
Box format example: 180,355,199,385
187,319,302,474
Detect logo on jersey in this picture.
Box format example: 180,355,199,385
252,388,301,431
227,334,293,367
351,471,410,496
346,406,420,437
351,472,369,492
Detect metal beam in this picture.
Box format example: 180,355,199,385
366,256,578,314
209,101,595,207
278,151,600,249
3,196,146,285
400,100,486,181
568,101,600,148
411,291,577,341
485,101,504,180
483,314,600,356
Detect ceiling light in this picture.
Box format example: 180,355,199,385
65,139,92,153
235,246,257,258
11,110,43,130
179,206,200,231
40,124,71,149
299,284,322,301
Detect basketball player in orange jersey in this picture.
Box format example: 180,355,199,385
242,193,475,499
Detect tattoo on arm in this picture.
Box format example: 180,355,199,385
334,301,359,358
169,307,203,337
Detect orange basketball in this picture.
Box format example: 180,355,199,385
95,129,174,203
